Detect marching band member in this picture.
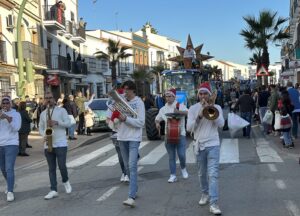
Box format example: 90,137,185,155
117,80,145,208
155,88,189,183
187,82,224,215
39,92,72,200
0,96,21,202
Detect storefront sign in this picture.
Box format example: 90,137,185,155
47,74,60,86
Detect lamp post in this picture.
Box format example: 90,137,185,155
16,0,28,99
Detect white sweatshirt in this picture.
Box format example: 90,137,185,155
117,96,145,142
39,106,71,148
187,103,224,153
155,101,188,136
0,109,21,146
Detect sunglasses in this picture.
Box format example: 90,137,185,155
1,101,10,105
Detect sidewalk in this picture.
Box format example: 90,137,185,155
15,130,110,170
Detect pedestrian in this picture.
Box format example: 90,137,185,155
268,85,280,135
74,91,88,135
84,107,94,136
235,89,255,138
257,85,271,134
287,81,300,139
66,95,78,140
39,92,72,200
0,96,21,202
18,101,32,156
186,82,224,215
155,88,189,183
117,80,145,208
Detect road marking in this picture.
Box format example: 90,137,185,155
275,179,286,190
138,166,144,172
96,186,120,202
268,164,278,172
23,160,47,170
67,144,115,168
97,141,150,167
219,138,239,164
180,142,196,164
256,138,283,163
285,200,300,216
139,141,165,165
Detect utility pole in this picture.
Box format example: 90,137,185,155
17,0,28,99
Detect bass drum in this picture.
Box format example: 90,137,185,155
146,108,164,140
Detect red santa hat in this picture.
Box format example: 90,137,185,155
198,82,212,95
165,88,176,97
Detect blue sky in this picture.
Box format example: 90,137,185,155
78,0,289,65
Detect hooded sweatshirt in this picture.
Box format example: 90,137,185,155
0,109,21,146
117,96,145,142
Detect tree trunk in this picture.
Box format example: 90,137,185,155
261,47,269,86
111,61,117,87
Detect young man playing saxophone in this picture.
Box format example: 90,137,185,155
187,82,224,215
39,92,72,200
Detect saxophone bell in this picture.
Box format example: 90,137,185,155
45,105,54,152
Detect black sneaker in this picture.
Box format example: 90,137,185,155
19,153,29,156
26,144,33,148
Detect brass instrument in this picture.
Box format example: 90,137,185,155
202,92,219,120
107,90,138,118
45,105,53,152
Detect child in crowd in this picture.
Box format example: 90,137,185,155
84,108,94,136
279,107,293,148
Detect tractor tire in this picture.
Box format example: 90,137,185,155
146,108,160,140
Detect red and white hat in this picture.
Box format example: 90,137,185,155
165,88,176,97
198,82,212,95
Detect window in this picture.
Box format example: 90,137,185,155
96,83,103,97
71,12,75,21
0,78,10,97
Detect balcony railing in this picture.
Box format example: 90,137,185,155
65,20,73,37
86,57,108,73
0,41,7,63
43,5,66,27
72,61,87,75
47,54,70,72
74,24,86,39
14,41,46,66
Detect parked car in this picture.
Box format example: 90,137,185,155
88,98,110,131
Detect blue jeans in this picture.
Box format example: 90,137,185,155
259,107,268,133
241,112,252,137
292,112,298,138
283,131,292,146
44,147,69,192
165,136,186,175
196,146,220,205
112,138,126,175
0,145,19,192
68,124,76,138
119,141,140,199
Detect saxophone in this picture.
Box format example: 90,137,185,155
45,105,53,152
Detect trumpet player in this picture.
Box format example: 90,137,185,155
0,96,21,202
186,82,224,215
39,92,72,200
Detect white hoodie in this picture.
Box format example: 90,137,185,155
117,96,145,142
0,109,21,146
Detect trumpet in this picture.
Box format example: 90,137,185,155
202,92,219,121
45,105,53,152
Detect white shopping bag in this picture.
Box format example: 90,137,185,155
262,110,273,125
228,113,250,138
274,111,281,130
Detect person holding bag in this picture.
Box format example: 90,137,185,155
155,88,188,183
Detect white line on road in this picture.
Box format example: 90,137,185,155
180,142,196,164
275,179,287,190
138,166,144,172
219,138,239,164
139,141,165,165
256,138,283,163
268,164,278,172
67,144,115,168
285,200,300,216
23,160,47,170
96,186,120,202
97,141,150,167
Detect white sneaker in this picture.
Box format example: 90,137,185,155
120,173,125,182
210,203,222,215
124,175,130,183
4,189,7,194
198,193,209,205
280,136,284,139
44,191,58,200
181,168,189,179
63,181,72,194
123,198,135,208
167,175,177,183
7,192,14,202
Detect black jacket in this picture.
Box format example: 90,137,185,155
19,110,32,134
258,91,270,107
235,94,255,113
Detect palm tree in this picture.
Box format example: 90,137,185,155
150,65,165,93
240,10,289,85
130,69,154,96
94,39,132,86
141,21,158,34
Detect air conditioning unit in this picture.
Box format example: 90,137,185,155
6,15,14,29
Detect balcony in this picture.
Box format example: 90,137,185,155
71,61,88,75
64,21,73,39
43,5,65,31
46,54,70,75
0,41,7,63
71,24,86,43
14,41,46,67
86,57,108,74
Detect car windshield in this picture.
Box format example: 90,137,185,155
89,99,108,110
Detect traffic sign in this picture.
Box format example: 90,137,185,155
256,65,269,76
